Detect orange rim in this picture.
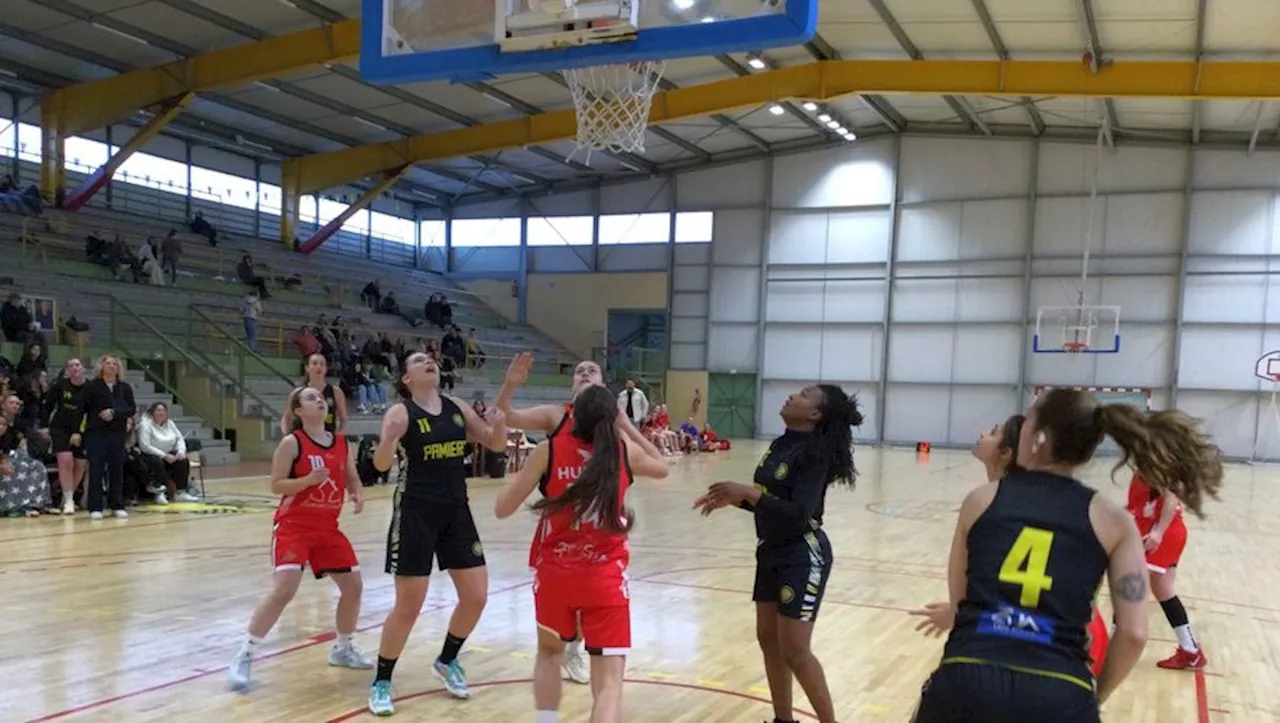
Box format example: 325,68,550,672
1064,342,1089,353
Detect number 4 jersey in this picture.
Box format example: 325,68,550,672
942,470,1110,689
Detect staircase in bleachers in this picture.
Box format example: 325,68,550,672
0,198,584,462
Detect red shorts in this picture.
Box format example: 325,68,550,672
272,524,358,578
1086,606,1110,677
534,565,631,656
1144,517,1187,574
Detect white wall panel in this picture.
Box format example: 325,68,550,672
1177,391,1259,459
1187,191,1277,254
768,212,829,265
822,280,886,323
1182,276,1266,324
893,280,960,323
454,198,522,219
1092,325,1174,387
760,381,879,441
672,264,710,292
711,209,765,265
1097,276,1178,323
884,385,950,443
1033,196,1100,256
1102,193,1183,254
763,324,882,382
887,327,953,382
529,246,592,272
900,137,1031,203
1193,148,1280,189
601,177,671,213
898,203,961,261
598,244,668,271
707,323,759,372
674,243,712,265
766,281,826,323
826,210,892,263
960,198,1028,259
948,386,1023,446
1177,326,1265,390
1037,143,1187,195
528,190,594,216
957,278,1025,322
953,327,1022,384
670,316,707,344
680,159,767,208
709,267,761,323
669,343,706,370
772,140,895,209
671,292,708,319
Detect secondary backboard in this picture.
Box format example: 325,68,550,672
361,0,817,84
1255,350,1280,382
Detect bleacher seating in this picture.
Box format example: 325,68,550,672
1,202,586,460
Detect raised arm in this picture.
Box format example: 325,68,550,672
625,439,669,480
375,404,408,472
451,394,507,452
495,441,548,519
494,352,561,432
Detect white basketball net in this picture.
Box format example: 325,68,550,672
562,60,665,160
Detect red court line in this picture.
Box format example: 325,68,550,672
321,677,819,722
26,579,533,722
1195,668,1211,723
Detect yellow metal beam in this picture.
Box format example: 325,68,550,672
48,19,361,137
295,167,410,252
282,58,1280,196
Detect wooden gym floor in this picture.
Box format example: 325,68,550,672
2,443,1277,722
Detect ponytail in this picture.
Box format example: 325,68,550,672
530,386,634,534
1096,405,1222,519
810,384,862,488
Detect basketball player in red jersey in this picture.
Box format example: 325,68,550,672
911,414,1111,678
494,385,670,723
228,387,370,691
494,352,666,684
1125,412,1216,669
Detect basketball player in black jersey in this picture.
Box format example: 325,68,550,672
693,384,863,723
911,389,1223,721
281,353,347,436
47,358,89,515
367,351,507,716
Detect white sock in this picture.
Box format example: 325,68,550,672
565,638,582,655
536,711,558,723
239,634,263,658
1174,624,1199,653
336,633,353,647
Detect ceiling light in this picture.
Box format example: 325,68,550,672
834,125,846,134
747,57,767,71
817,113,832,123
768,104,785,115
802,102,818,112
672,0,696,9
826,120,840,129
700,16,716,23
844,133,857,142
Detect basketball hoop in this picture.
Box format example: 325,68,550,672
562,59,665,160
1063,341,1089,355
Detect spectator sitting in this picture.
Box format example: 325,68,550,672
438,353,457,392
678,417,699,453
424,293,444,328
378,292,420,328
349,361,388,414
161,230,182,285
361,279,382,311
291,325,320,358
109,234,142,282
17,370,49,436
0,395,50,517
137,402,195,504
465,328,486,368
16,341,46,379
438,295,453,327
86,230,111,266
0,174,14,192
189,211,218,246
1,293,39,344
236,254,270,298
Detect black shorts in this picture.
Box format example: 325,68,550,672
913,662,1100,723
50,428,86,459
752,528,832,622
385,499,486,576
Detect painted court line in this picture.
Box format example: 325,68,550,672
320,677,820,722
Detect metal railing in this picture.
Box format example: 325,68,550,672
107,296,229,434
184,305,291,421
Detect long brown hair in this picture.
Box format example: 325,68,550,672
1032,390,1223,518
530,385,633,535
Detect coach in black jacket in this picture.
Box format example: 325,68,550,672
81,356,136,518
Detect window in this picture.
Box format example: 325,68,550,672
528,215,593,246
65,136,109,172
191,166,256,209
675,211,713,243
17,122,41,162
259,183,282,215
372,211,416,245
116,151,189,195
451,217,520,247
299,195,318,224
419,220,446,247
343,209,370,236
598,212,671,245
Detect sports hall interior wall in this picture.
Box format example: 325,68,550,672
474,135,1280,460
